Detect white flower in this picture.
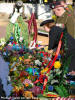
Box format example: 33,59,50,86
35,60,42,66
19,37,23,42
51,80,59,85
8,42,12,46
3,52,7,56
0,38,6,46
13,67,17,71
7,76,11,81
29,40,36,49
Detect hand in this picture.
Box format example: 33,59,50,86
37,45,44,49
69,71,75,75
48,49,53,54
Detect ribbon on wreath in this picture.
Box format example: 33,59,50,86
34,32,63,94
26,13,37,49
46,32,63,73
14,23,20,43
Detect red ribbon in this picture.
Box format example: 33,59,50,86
27,13,37,43
34,75,48,85
47,32,63,73
34,32,63,94
42,32,63,93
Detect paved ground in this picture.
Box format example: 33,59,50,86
0,13,9,38
0,26,7,38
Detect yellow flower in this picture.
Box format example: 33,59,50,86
41,67,48,74
44,0,48,3
0,46,3,50
10,68,13,72
68,5,73,11
12,57,17,61
19,86,24,91
13,86,24,93
19,57,23,61
54,61,61,69
52,15,57,21
27,76,30,80
23,91,33,99
44,46,48,52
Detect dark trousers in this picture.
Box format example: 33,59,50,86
0,78,6,98
66,33,75,72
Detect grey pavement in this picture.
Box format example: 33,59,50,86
0,55,13,97
0,13,13,97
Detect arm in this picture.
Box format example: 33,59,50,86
66,13,75,39
48,26,63,50
56,11,75,39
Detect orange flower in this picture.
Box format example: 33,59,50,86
24,59,31,64
41,67,49,74
13,86,19,93
13,86,24,94
23,91,33,99
25,83,29,87
10,68,13,72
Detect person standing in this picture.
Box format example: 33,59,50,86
12,0,25,18
51,1,75,72
40,1,75,72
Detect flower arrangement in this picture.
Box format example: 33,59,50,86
0,16,71,99
0,38,70,98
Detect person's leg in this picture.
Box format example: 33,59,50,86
69,53,75,72
66,33,75,73
67,50,75,75
0,78,6,97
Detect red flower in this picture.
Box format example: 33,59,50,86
20,71,29,77
39,75,47,84
12,41,17,45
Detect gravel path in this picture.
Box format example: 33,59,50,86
0,26,7,38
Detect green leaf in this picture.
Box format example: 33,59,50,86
55,85,69,97
55,85,65,97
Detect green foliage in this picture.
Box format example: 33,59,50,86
6,22,14,41
55,85,69,97
60,54,72,85
14,23,20,43
37,94,43,98
17,16,29,47
24,53,29,59
6,16,29,47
